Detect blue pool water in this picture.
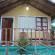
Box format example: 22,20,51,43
0,46,55,55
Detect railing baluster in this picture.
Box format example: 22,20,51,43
18,28,20,40
35,29,37,55
22,29,24,39
47,29,48,45
5,29,7,41
47,29,48,41
10,29,11,41
51,30,52,41
1,28,2,46
27,29,28,40
50,29,52,41
10,29,11,46
5,41,9,55
50,29,53,45
43,29,44,40
31,29,32,41
35,29,36,41
14,29,15,46
39,29,40,41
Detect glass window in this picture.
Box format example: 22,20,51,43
36,17,48,31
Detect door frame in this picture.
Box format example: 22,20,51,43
1,16,15,42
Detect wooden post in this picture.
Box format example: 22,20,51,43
10,29,11,46
47,29,48,45
50,29,53,45
5,41,9,55
39,29,40,41
50,29,52,41
47,29,48,41
35,29,36,41
35,29,37,55
10,29,11,41
31,29,32,41
14,29,15,46
5,29,7,41
1,28,2,46
43,29,44,40
22,29,24,39
27,29,28,40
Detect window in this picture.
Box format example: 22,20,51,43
18,16,35,28
36,17,48,31
18,16,36,32
18,16,48,31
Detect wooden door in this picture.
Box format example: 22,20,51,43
2,18,13,42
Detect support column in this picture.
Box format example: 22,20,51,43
35,29,37,55
35,42,37,55
5,41,9,55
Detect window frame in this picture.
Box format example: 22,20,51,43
36,17,48,31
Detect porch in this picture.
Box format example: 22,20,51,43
0,28,55,55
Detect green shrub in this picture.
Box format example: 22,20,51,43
18,32,27,54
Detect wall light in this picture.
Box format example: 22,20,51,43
26,5,29,10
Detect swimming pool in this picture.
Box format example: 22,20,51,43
0,46,55,55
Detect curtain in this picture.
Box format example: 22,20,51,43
18,16,35,28
18,16,36,32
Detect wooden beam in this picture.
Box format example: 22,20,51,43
29,0,55,16
29,1,52,16
0,0,21,8
0,0,23,10
31,0,55,12
0,0,24,15
33,0,55,16
35,0,55,12
44,0,55,7
0,0,11,7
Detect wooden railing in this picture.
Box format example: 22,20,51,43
0,41,55,55
0,28,55,42
0,28,55,55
